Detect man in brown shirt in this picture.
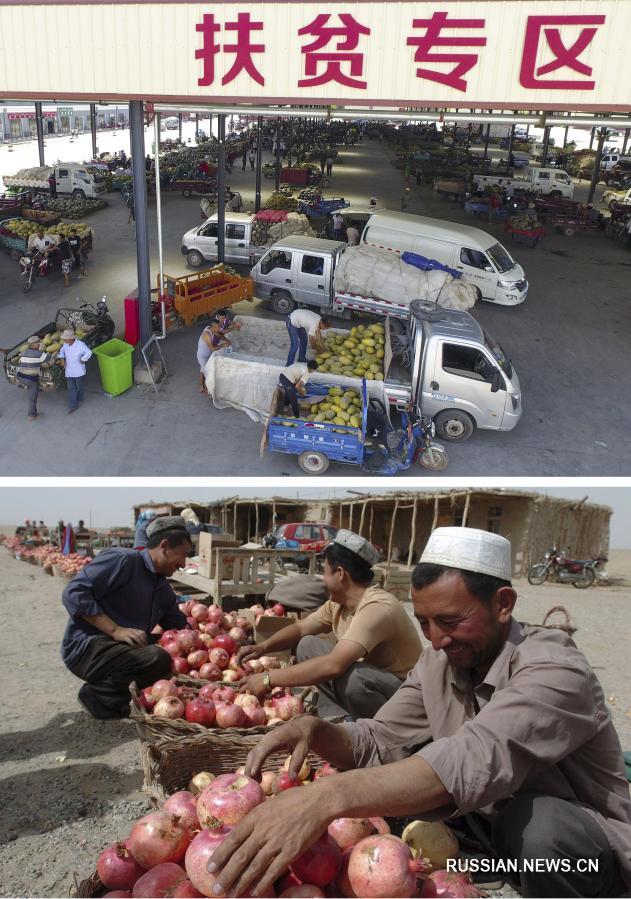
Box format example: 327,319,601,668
238,529,422,720
208,527,631,899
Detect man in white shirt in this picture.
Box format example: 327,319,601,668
278,360,318,418
57,329,93,414
331,212,345,241
346,225,360,246
286,308,331,365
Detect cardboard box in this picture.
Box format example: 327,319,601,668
198,531,240,578
239,608,298,662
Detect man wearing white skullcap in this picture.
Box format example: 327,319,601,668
211,527,631,899
238,529,422,720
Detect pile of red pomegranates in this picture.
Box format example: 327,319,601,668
89,761,479,899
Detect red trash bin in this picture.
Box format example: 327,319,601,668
124,291,140,346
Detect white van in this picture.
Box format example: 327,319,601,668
181,213,257,266
362,211,528,306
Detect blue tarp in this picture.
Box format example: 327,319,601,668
401,251,461,279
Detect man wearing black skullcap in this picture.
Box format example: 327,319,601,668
60,516,192,719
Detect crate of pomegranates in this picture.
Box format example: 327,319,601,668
73,752,470,899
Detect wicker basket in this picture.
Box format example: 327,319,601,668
141,726,325,805
72,870,103,898
129,680,316,744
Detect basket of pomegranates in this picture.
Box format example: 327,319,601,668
74,756,476,899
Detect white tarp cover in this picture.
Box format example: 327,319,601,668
204,317,386,421
333,245,477,311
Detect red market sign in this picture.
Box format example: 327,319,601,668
8,112,57,119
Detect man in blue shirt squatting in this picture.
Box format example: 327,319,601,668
60,516,191,719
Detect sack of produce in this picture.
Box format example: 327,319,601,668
333,245,476,311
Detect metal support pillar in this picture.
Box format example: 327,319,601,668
275,117,282,190
587,128,606,205
483,123,490,160
541,126,551,167
589,127,596,150
255,115,263,212
507,124,515,167
622,129,630,156
287,119,293,166
195,113,199,141
129,101,152,345
178,113,182,143
90,103,98,159
153,113,166,340
563,126,569,149
217,114,226,263
34,102,45,166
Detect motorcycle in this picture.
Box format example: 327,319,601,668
527,547,600,589
18,249,50,293
262,532,314,572
362,402,449,474
64,297,116,342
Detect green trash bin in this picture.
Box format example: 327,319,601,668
92,338,133,397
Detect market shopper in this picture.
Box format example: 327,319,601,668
400,187,411,210
211,527,631,899
239,530,422,720
196,321,232,393
325,155,334,176
248,147,256,171
48,172,57,198
346,224,360,246
331,212,345,241
277,359,317,418
57,329,92,414
68,228,87,278
133,510,157,550
61,516,191,719
285,308,331,365
15,335,51,421
57,232,73,287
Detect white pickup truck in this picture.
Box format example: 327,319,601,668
473,167,574,198
3,164,107,199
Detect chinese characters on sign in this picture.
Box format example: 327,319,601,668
195,10,606,94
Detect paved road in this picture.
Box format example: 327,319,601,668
0,138,629,476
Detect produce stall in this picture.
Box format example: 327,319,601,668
25,195,107,218
0,216,93,260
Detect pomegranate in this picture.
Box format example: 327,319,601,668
289,835,342,887
259,656,282,670
212,685,237,704
163,791,201,833
151,679,179,700
188,670,201,680
186,617,199,631
401,821,458,872
235,616,251,630
280,887,325,898
197,773,265,827
188,771,215,796
154,696,185,719
202,621,221,638
222,613,237,629
250,604,265,616
247,659,264,674
282,757,310,782
171,657,191,676
221,670,240,684
368,817,390,835
187,650,209,669
272,604,286,616
313,764,338,779
213,634,238,656
140,687,157,711
206,606,224,623
185,698,216,727
129,811,192,868
335,848,357,898
199,662,223,681
164,641,184,660
277,873,302,894
260,770,277,796
177,631,201,654
328,818,376,851
103,893,132,898
234,693,260,709
209,648,230,670
242,705,267,727
347,834,428,898
190,603,209,621
273,772,301,792
160,630,180,646
274,695,304,721
132,862,202,898
215,703,246,728
184,828,230,898
97,840,146,890
420,871,483,898
228,626,248,645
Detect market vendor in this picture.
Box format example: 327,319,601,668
238,530,422,720
60,516,191,720
210,526,631,899
285,308,331,365
277,359,318,419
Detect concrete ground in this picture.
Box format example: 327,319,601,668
1,137,630,477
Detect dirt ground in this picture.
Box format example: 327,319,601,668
0,547,630,898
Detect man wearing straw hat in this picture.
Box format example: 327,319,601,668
57,328,93,414
208,527,631,899
60,516,191,719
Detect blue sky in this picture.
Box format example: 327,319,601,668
1,485,629,547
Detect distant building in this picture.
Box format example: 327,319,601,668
0,103,129,142
132,490,611,577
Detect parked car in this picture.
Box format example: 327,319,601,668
274,523,382,559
